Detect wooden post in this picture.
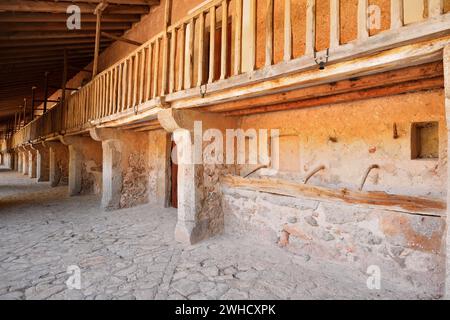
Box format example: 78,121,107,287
24,97,28,125
153,38,160,98
305,0,316,56
178,24,185,91
220,0,228,80
146,44,153,100
265,0,274,67
330,0,340,49
284,0,292,62
61,49,68,112
92,1,108,79
390,0,403,30
169,29,176,93
357,0,368,41
428,0,443,18
43,71,49,113
30,87,35,121
161,0,172,96
185,19,194,89
208,6,216,84
233,0,242,75
197,12,205,87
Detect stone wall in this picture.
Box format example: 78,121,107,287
222,186,445,298
220,89,447,297
240,89,447,200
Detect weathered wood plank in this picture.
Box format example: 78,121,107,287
222,175,446,216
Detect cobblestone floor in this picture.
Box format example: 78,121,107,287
0,168,416,300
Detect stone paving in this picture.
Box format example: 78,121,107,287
0,168,417,300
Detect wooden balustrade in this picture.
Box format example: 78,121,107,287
9,0,449,148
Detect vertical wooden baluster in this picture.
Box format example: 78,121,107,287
122,61,127,112
169,28,176,93
220,0,228,79
185,19,194,89
133,54,138,107
161,35,169,96
233,0,242,75
153,38,160,98
117,64,123,112
428,0,443,18
161,0,172,96
390,0,403,29
248,0,256,71
197,12,205,87
110,70,114,115
113,67,118,114
305,0,316,56
265,0,274,67
357,0,368,40
284,0,292,62
139,50,145,104
178,24,185,91
146,44,153,101
330,0,340,49
127,58,133,109
208,6,216,83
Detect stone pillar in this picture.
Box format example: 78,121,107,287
444,45,450,299
44,141,69,187
158,108,238,244
12,152,17,171
33,143,50,182
21,148,29,175
90,128,151,210
28,148,37,179
17,150,23,172
59,135,102,196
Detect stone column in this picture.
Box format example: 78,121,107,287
20,148,29,175
44,141,69,187
444,45,450,299
13,152,18,171
28,148,37,179
90,128,151,210
59,135,102,196
17,150,23,172
32,143,50,182
158,108,238,244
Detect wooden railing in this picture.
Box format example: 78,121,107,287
10,0,450,148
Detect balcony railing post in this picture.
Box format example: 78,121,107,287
330,0,340,49
390,0,404,29
233,0,242,75
357,0,369,41
428,0,444,18
284,0,292,62
220,0,229,79
305,0,316,56
208,6,216,84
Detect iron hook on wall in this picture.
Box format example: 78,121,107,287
314,48,330,70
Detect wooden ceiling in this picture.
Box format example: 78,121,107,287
0,0,159,123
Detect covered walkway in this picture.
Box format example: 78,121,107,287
0,167,423,300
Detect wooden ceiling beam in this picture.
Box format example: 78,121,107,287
0,38,113,48
0,48,104,60
0,22,132,32
0,44,108,55
0,12,141,23
0,54,95,65
0,1,150,15
0,31,122,41
49,0,156,5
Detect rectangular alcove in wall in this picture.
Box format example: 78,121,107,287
411,121,439,160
